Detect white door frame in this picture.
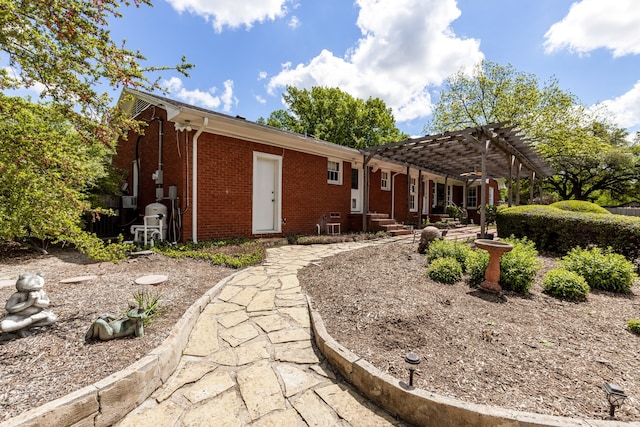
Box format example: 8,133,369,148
351,166,363,213
252,152,282,234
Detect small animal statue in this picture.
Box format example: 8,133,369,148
85,305,146,342
0,273,57,337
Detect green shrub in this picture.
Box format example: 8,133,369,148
559,246,637,293
426,239,472,271
627,319,640,335
496,205,640,260
549,200,610,214
499,237,542,295
426,257,462,284
542,269,590,301
466,249,490,286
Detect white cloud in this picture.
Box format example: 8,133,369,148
258,71,268,80
2,66,46,95
266,0,482,123
165,0,290,32
595,81,640,129
288,15,300,29
255,95,266,104
544,0,640,57
163,76,237,112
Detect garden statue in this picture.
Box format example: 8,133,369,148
85,305,146,341
417,226,445,254
0,273,57,337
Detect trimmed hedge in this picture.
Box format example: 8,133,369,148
496,205,640,260
549,200,611,214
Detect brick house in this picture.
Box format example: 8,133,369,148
113,89,514,243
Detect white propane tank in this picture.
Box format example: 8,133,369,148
145,203,168,240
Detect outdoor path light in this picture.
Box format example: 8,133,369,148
602,382,627,417
404,352,421,387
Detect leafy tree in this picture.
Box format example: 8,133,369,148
539,120,640,202
258,86,407,148
427,60,640,203
0,0,192,259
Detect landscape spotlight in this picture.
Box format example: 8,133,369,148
404,353,421,387
602,382,627,417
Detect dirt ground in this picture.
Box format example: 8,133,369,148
0,247,234,422
299,240,640,422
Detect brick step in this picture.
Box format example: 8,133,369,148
382,223,405,232
371,218,396,227
390,229,413,236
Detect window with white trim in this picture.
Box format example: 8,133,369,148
381,171,390,190
409,177,417,211
327,160,342,184
467,186,477,208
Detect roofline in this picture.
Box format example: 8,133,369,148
118,88,363,162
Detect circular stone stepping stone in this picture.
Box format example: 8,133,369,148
135,274,168,285
59,275,98,284
0,279,16,288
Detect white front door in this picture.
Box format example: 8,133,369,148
252,152,282,234
351,167,362,213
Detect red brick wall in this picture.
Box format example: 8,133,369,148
114,111,352,241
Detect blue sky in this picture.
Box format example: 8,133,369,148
102,0,640,138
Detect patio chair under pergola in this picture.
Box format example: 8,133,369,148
360,122,555,237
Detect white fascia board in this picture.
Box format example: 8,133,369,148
173,108,362,163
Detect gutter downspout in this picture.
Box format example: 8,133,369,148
192,117,208,243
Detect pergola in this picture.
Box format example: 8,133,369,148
360,122,555,236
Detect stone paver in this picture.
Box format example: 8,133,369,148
116,237,411,427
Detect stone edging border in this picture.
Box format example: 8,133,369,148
0,271,243,427
307,297,638,427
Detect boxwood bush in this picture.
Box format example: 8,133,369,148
496,205,640,260
559,246,637,293
466,249,490,286
426,239,472,272
498,237,542,295
627,319,640,335
542,269,590,301
426,257,462,284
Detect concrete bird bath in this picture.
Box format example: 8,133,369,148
474,239,514,293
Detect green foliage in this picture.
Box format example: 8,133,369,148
426,60,640,204
426,239,472,272
549,200,610,214
542,269,590,301
426,257,462,284
477,204,498,224
0,1,192,259
292,232,386,245
499,237,542,295
445,205,460,220
496,205,640,260
465,249,490,286
0,95,132,261
131,290,163,326
627,319,640,335
258,86,408,148
156,239,266,269
559,246,637,293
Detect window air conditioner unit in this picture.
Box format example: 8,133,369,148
122,196,137,209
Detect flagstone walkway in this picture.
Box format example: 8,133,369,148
116,237,414,427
